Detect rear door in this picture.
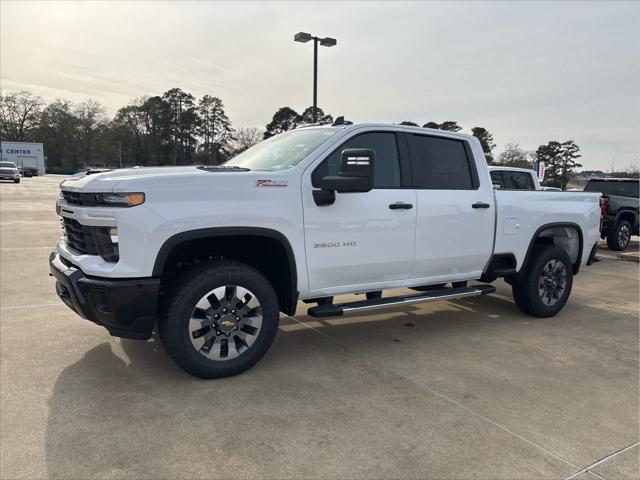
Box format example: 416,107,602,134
408,134,494,280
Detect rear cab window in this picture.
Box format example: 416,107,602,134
505,171,535,190
490,170,505,188
490,170,536,190
585,180,639,198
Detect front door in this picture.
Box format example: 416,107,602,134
302,131,416,293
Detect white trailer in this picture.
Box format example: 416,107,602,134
0,141,45,175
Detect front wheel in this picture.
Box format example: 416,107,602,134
512,245,573,317
159,260,280,379
607,220,632,251
13,179,19,183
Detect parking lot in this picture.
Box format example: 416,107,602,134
0,175,638,479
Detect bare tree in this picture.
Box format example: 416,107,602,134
233,127,263,153
0,91,44,141
497,143,535,169
75,100,106,165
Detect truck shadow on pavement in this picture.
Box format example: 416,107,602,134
43,291,607,478
46,296,508,478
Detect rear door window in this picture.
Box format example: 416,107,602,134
409,135,477,189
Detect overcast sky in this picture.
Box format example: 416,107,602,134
1,0,638,170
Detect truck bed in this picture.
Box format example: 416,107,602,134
493,190,601,269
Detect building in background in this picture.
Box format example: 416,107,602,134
0,141,46,175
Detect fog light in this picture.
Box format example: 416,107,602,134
109,227,118,243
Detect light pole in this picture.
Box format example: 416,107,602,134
294,32,337,123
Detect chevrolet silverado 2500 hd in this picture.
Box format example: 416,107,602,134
50,123,602,378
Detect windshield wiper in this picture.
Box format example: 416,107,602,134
197,165,251,172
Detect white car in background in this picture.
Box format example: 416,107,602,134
0,161,20,183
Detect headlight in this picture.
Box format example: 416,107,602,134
94,192,145,207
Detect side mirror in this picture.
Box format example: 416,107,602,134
318,148,375,193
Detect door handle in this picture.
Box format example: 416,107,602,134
389,202,413,210
472,202,491,209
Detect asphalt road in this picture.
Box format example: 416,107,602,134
1,176,638,479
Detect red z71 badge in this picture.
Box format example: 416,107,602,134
256,179,288,188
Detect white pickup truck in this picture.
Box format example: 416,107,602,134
50,122,601,378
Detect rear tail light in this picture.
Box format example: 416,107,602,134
599,196,608,232
599,196,608,217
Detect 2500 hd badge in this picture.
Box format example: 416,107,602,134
314,241,357,248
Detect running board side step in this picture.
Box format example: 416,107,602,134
307,284,496,318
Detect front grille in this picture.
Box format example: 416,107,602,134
61,191,97,206
61,218,119,261
62,218,99,255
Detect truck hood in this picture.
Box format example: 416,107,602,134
59,166,254,192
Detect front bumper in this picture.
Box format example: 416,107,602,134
0,175,19,180
49,251,160,339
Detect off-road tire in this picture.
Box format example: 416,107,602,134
158,260,279,379
606,220,632,251
512,245,573,318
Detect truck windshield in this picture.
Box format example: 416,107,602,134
0,162,16,168
585,180,639,198
225,128,338,171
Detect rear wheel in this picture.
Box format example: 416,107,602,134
512,245,573,317
159,260,279,379
607,220,631,251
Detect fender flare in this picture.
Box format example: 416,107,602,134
519,222,584,278
614,208,639,229
152,227,298,313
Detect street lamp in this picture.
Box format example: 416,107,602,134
294,32,337,123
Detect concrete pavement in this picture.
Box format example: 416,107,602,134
1,176,638,479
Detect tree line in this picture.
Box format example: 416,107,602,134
0,90,592,188
0,90,262,169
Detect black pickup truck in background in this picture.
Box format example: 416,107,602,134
584,178,639,251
